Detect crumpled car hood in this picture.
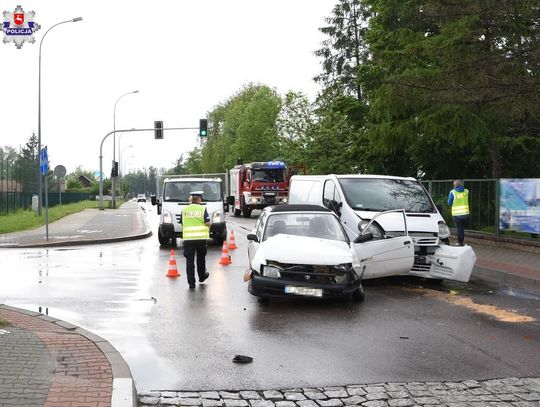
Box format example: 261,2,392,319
253,234,353,268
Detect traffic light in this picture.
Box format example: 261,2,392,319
154,120,163,139
199,119,208,137
111,161,119,178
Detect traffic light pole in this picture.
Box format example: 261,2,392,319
98,127,198,210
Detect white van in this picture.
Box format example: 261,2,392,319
289,174,476,282
151,176,227,246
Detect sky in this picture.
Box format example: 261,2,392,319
0,0,335,177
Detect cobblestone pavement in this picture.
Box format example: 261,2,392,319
138,378,540,407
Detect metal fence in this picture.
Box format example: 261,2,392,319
0,156,92,215
422,179,498,234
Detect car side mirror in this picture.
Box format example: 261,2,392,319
151,195,157,205
354,232,373,244
247,233,259,243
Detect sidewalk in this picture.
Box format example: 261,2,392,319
0,201,151,248
0,304,136,407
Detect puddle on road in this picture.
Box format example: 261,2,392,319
405,287,536,323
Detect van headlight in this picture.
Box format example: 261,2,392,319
438,221,450,238
212,210,223,223
262,265,281,279
359,221,384,239
162,210,173,224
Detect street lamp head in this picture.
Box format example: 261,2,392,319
72,17,83,22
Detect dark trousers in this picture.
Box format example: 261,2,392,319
183,240,207,286
453,215,469,245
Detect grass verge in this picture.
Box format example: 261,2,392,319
0,200,100,234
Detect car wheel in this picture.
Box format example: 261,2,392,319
158,229,168,246
234,208,241,217
352,285,365,302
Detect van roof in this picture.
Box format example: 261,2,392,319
291,174,417,181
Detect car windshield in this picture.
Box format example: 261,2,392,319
263,213,348,242
338,178,435,213
163,181,222,202
252,169,285,182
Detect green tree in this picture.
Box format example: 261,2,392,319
363,0,540,178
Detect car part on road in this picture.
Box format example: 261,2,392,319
233,355,253,364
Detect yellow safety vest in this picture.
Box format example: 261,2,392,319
182,204,209,240
451,189,470,216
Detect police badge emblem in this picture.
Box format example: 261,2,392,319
2,5,40,49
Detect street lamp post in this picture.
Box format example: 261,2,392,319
119,144,133,198
37,17,83,216
112,90,138,208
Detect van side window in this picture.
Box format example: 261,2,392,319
324,181,343,214
323,181,336,209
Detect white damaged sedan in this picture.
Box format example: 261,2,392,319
245,205,407,302
245,204,476,302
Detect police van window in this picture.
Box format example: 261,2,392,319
323,181,336,208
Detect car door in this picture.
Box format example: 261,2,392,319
352,210,414,279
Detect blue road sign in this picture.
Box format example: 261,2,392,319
40,147,49,175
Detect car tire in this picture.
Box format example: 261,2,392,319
352,286,365,302
158,229,168,246
234,208,241,217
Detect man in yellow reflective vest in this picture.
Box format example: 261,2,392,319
448,179,470,246
181,191,211,288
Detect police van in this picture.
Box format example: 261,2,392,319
151,175,228,246
288,174,476,282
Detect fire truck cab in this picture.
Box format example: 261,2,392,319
229,161,289,218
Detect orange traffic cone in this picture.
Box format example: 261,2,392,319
228,230,238,250
219,242,232,265
166,249,181,278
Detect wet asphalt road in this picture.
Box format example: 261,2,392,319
1,203,539,391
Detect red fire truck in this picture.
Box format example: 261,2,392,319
228,161,289,217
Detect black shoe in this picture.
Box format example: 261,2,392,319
189,283,196,289
199,272,209,283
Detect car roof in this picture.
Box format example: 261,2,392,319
164,177,220,183
267,204,331,213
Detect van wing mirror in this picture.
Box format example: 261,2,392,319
247,233,259,242
151,195,157,205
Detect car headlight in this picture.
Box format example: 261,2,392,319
360,221,384,239
249,197,259,204
262,265,281,279
162,210,173,224
333,263,352,272
280,197,288,203
438,221,450,238
212,210,223,223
